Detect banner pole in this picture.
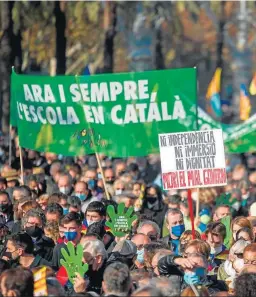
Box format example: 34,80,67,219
187,189,196,239
8,125,12,167
196,188,200,218
95,152,110,200
18,140,24,185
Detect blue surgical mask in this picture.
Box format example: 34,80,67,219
88,179,96,190
76,193,86,202
63,208,69,215
184,267,206,285
171,224,185,238
64,231,77,241
136,248,144,264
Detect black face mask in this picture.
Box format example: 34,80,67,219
146,196,158,204
25,226,43,238
0,204,10,214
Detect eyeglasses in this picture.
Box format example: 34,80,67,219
244,259,256,265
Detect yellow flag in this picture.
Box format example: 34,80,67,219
249,73,256,95
206,68,222,100
240,84,251,121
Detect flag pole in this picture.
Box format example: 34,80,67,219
196,188,200,218
8,125,12,167
19,143,24,185
95,152,110,200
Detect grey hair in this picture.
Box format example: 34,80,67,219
103,262,131,295
22,208,46,228
150,277,180,296
165,208,183,220
13,186,32,199
137,220,160,236
81,239,107,261
132,285,164,297
58,172,73,185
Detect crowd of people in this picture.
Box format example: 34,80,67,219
0,146,255,297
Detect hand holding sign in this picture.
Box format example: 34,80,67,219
60,242,88,284
106,203,137,237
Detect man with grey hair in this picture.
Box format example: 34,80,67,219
57,172,73,195
150,277,180,297
78,239,107,294
23,208,55,261
162,208,185,254
12,186,32,203
102,262,131,297
137,220,160,241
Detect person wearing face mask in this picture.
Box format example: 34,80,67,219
71,239,107,294
131,233,151,269
74,181,92,203
5,232,51,269
162,208,185,255
206,222,228,270
52,212,82,270
0,191,14,232
140,184,167,231
158,239,228,295
83,201,106,230
217,239,250,289
57,173,73,196
23,209,55,262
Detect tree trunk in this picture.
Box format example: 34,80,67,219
0,1,15,134
103,2,117,73
154,4,165,70
54,1,66,74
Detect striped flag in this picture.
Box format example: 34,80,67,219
206,68,222,117
240,84,251,121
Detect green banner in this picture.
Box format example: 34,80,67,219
11,68,197,157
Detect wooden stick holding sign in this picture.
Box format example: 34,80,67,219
196,188,200,218
95,152,110,200
19,142,24,185
8,125,12,167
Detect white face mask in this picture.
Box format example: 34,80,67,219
59,187,70,195
210,245,223,255
87,220,94,227
115,189,122,195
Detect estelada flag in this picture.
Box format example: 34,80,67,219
206,68,222,100
33,266,47,296
240,84,251,121
249,73,256,95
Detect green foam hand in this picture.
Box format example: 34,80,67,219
106,203,137,237
60,242,88,284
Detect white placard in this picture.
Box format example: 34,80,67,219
159,129,227,190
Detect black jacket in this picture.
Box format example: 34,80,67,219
0,210,14,232
33,235,55,262
30,254,52,269
11,220,22,233
86,261,106,294
52,242,67,270
158,255,228,295
140,201,167,230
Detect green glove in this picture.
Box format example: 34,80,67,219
60,242,88,284
106,203,137,237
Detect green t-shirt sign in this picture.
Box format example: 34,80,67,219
11,68,197,157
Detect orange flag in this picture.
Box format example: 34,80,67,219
206,68,222,100
240,84,251,121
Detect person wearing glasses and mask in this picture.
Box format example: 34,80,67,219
158,239,228,295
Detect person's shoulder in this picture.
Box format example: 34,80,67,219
53,242,66,251
40,235,55,247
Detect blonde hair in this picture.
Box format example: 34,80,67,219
199,188,218,204
38,194,49,204
180,230,201,244
181,286,209,297
184,239,211,259
231,216,252,244
44,221,59,244
21,200,40,213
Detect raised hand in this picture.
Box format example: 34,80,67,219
105,203,137,237
60,242,88,284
